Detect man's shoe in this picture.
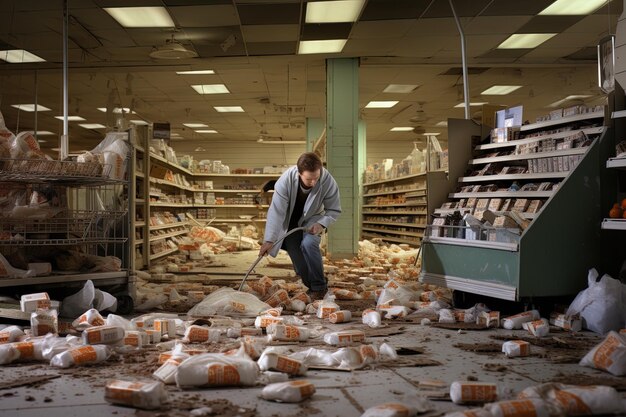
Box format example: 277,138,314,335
307,290,326,301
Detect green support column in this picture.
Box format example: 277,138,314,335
306,118,325,152
326,58,363,259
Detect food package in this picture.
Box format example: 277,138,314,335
477,311,500,328
187,288,271,317
518,383,626,415
360,403,418,417
175,353,259,388
264,289,290,308
549,312,582,332
153,354,189,384
267,324,309,342
105,379,167,410
72,308,105,330
443,409,494,417
20,292,51,313
0,340,45,364
0,326,25,344
323,330,366,346
522,318,550,337
316,296,340,319
153,319,177,338
226,327,263,338
331,344,379,370
50,344,110,368
362,309,382,328
30,308,58,336
502,340,530,357
329,310,352,323
485,399,553,417
502,310,540,330
449,381,499,404
123,331,150,348
579,331,626,376
379,305,411,319
82,325,125,345
183,325,221,343
258,351,307,376
261,380,315,403
41,334,83,360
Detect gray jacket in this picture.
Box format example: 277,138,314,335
264,166,341,257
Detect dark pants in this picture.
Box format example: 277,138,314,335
282,230,326,292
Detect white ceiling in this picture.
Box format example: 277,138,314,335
0,0,621,152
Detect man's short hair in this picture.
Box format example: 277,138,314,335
297,152,322,173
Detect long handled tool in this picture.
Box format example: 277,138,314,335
238,226,307,291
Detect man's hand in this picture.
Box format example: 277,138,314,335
259,241,274,256
308,223,325,235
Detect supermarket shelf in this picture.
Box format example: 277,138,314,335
150,247,179,261
149,229,187,242
135,222,145,228
606,157,626,169
135,145,145,153
363,187,426,198
149,177,189,191
136,171,145,178
449,191,554,198
459,172,568,182
150,221,188,231
362,221,426,229
192,173,281,178
0,271,129,288
519,111,604,132
210,218,267,223
151,202,193,207
136,199,145,204
601,218,626,230
194,204,269,208
611,110,626,119
363,172,427,187
150,153,193,176
193,189,261,193
433,208,538,219
363,202,426,208
476,126,604,150
363,210,427,215
470,147,587,165
135,240,143,246
362,227,423,238
424,236,518,252
362,233,420,245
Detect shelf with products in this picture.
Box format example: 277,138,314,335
149,247,179,261
149,229,188,242
422,109,608,301
606,157,626,169
362,233,421,246
363,221,426,229
602,219,626,230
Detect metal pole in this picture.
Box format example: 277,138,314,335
34,70,38,138
449,0,470,119
61,0,69,160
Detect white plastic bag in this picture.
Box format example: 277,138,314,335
258,351,307,375
41,334,82,360
175,352,259,388
449,381,499,404
566,268,626,334
183,325,221,343
105,379,167,410
30,308,58,336
0,325,24,343
360,403,418,417
579,331,626,376
485,399,554,417
50,344,110,368
518,383,626,416
72,308,105,330
60,280,117,317
261,380,315,403
188,288,271,317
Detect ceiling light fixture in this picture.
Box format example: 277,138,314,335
498,33,556,49
79,123,106,129
257,139,306,145
97,107,134,114
36,131,55,135
54,116,85,121
390,127,414,132
454,102,487,108
150,36,198,60
214,106,244,113
365,101,398,108
298,39,347,54
195,129,218,134
11,104,51,112
539,0,606,15
176,69,215,75
383,84,418,93
104,7,174,28
183,123,209,128
481,85,523,95
130,120,149,125
548,95,591,108
191,84,229,94
423,132,441,136
0,50,45,63
435,121,448,127
305,0,365,23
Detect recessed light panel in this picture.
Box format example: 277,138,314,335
11,104,51,112
498,34,556,49
191,84,230,94
365,101,398,109
481,85,523,95
390,127,414,132
435,121,448,127
54,116,86,121
79,124,106,129
306,0,365,23
176,70,215,75
130,120,149,125
454,102,488,108
36,131,55,136
214,106,244,113
183,123,209,128
298,40,347,54
0,50,45,63
539,0,606,15
195,129,218,134
97,107,134,114
383,84,418,93
104,7,174,28
423,132,441,136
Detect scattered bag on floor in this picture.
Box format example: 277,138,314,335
566,268,626,334
50,344,110,368
443,409,494,417
0,325,24,343
502,310,540,330
0,340,45,364
261,380,315,403
522,318,550,337
449,381,500,404
183,325,221,343
175,352,259,388
316,294,340,319
258,351,307,375
324,330,366,346
82,325,125,345
105,379,167,410
267,323,309,342
360,402,418,417
187,288,271,317
362,309,382,328
72,308,105,330
518,383,626,416
30,308,58,336
579,331,626,376
41,334,82,360
502,340,530,357
485,398,555,417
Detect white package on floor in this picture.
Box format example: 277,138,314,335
131,313,179,330
153,354,189,384
502,310,540,330
329,310,352,323
0,325,24,343
450,381,499,404
41,334,82,360
519,383,626,415
522,318,550,337
258,351,307,375
261,380,316,403
82,325,125,345
439,308,456,323
226,327,262,338
153,319,177,338
579,331,626,376
105,379,167,410
360,402,418,417
267,324,309,341
31,308,58,336
187,287,271,317
332,345,379,370
175,352,259,388
20,292,50,312
485,399,553,417
50,344,110,368
316,295,340,319
362,309,382,328
324,330,366,346
379,305,412,319
502,340,530,357
72,308,105,330
105,314,136,331
123,331,149,348
444,409,494,417
289,348,338,367
183,325,221,343
254,315,304,329
60,280,117,317
0,339,45,364
566,268,626,334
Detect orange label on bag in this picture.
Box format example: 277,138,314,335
284,326,300,340
86,329,102,344
553,390,592,415
36,325,54,336
188,327,209,342
158,353,172,364
207,364,240,386
513,340,530,356
106,380,144,403
276,356,301,374
291,380,315,397
14,342,34,358
593,333,620,370
124,334,139,346
259,317,281,328
240,328,261,336
36,300,51,309
70,346,97,364
460,383,498,402
329,312,346,323
360,345,377,361
498,400,538,417
230,302,246,312
319,307,336,318
377,404,409,415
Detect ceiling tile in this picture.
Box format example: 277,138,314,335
164,0,231,5
301,23,352,41
169,5,239,27
194,42,246,57
406,18,457,35
91,29,137,48
517,16,585,34
242,25,299,42
479,49,531,59
422,0,492,18
564,47,597,61
351,20,414,39
246,41,297,56
594,0,623,15
464,16,532,35
360,0,431,21
342,38,397,56
521,46,583,61
70,7,124,30
478,0,554,16
237,3,300,25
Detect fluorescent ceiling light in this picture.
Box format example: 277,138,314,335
435,121,448,127
365,101,398,109
214,106,244,113
79,123,106,129
0,50,45,63
195,129,218,134
191,84,230,94
184,123,209,128
390,127,414,132
11,104,51,112
130,120,149,125
498,33,556,49
257,139,306,145
423,132,441,136
97,107,134,114
454,102,488,108
306,0,365,23
548,95,591,108
298,39,347,55
55,116,86,121
36,139,47,143
170,133,181,137
36,131,55,136
104,7,174,28
539,0,606,15
176,69,215,75
481,85,523,95
383,84,418,93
